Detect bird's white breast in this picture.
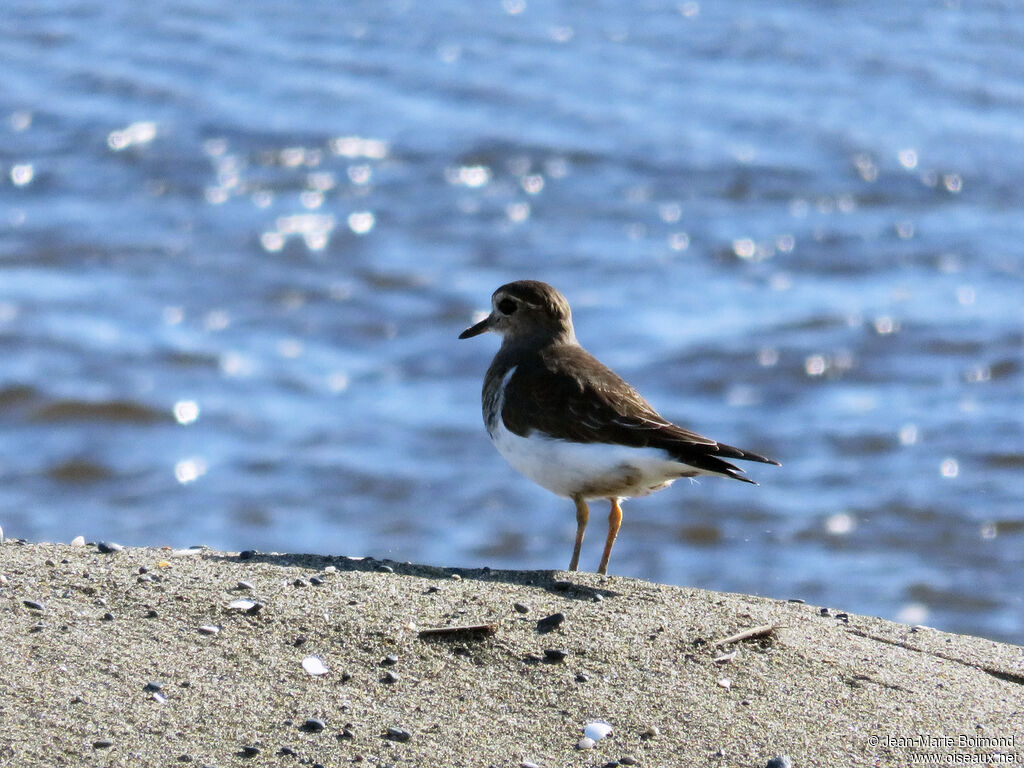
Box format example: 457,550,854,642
487,366,705,499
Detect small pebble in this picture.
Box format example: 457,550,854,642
536,612,566,633
717,677,731,689
640,726,659,740
543,648,568,662
239,550,256,559
152,692,167,704
513,602,530,614
819,607,831,616
278,747,297,756
198,625,220,635
585,721,613,741
240,745,260,757
787,598,805,604
620,757,639,766
302,655,329,676
228,598,262,614
450,573,461,580
143,681,163,692
301,718,326,733
323,565,337,574
576,737,596,750
381,654,399,666
385,727,411,743
293,578,307,587
382,670,400,684
309,576,324,586
102,612,115,621
144,609,158,618
235,580,255,591
92,740,113,750
377,565,394,573
575,672,590,683
766,757,792,768
23,600,44,611
521,763,541,768
97,541,123,553
70,535,85,547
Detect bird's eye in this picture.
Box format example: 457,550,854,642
497,298,517,315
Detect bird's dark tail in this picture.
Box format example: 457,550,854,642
668,441,780,486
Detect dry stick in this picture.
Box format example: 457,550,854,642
417,624,497,640
713,623,778,647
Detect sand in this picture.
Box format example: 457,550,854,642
1,539,1022,767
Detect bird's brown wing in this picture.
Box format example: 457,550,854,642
501,345,778,482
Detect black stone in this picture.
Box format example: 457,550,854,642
536,612,565,633
97,541,123,553
543,648,568,662
240,746,260,757
385,727,411,743
143,682,163,692
300,718,326,733
22,600,44,611
239,550,256,560
381,654,399,666
92,740,113,749
766,757,792,768
513,602,530,614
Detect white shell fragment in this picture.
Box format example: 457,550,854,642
198,625,221,635
584,721,613,741
717,677,731,689
302,655,329,676
713,650,738,664
228,599,258,612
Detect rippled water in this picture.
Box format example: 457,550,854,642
2,0,1022,644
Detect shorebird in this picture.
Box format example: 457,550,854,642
459,280,778,575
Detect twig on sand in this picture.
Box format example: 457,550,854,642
713,623,778,647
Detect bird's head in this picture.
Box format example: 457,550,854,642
459,280,576,346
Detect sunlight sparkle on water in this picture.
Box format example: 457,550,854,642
897,603,929,625
330,136,388,159
899,424,918,446
174,457,207,484
825,512,855,535
107,121,157,151
348,211,375,235
940,458,959,478
898,148,918,169
10,164,33,186
446,165,491,188
173,400,200,425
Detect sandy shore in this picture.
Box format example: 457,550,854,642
1,539,1022,767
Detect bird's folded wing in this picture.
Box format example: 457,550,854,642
501,346,718,450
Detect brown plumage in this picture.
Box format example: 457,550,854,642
460,280,779,574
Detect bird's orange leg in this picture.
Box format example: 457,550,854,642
597,498,622,575
569,495,589,571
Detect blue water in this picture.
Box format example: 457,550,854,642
2,0,1022,644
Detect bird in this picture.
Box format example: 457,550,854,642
459,279,779,575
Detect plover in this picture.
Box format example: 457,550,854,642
460,279,779,575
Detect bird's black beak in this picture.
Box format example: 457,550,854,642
458,314,493,339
